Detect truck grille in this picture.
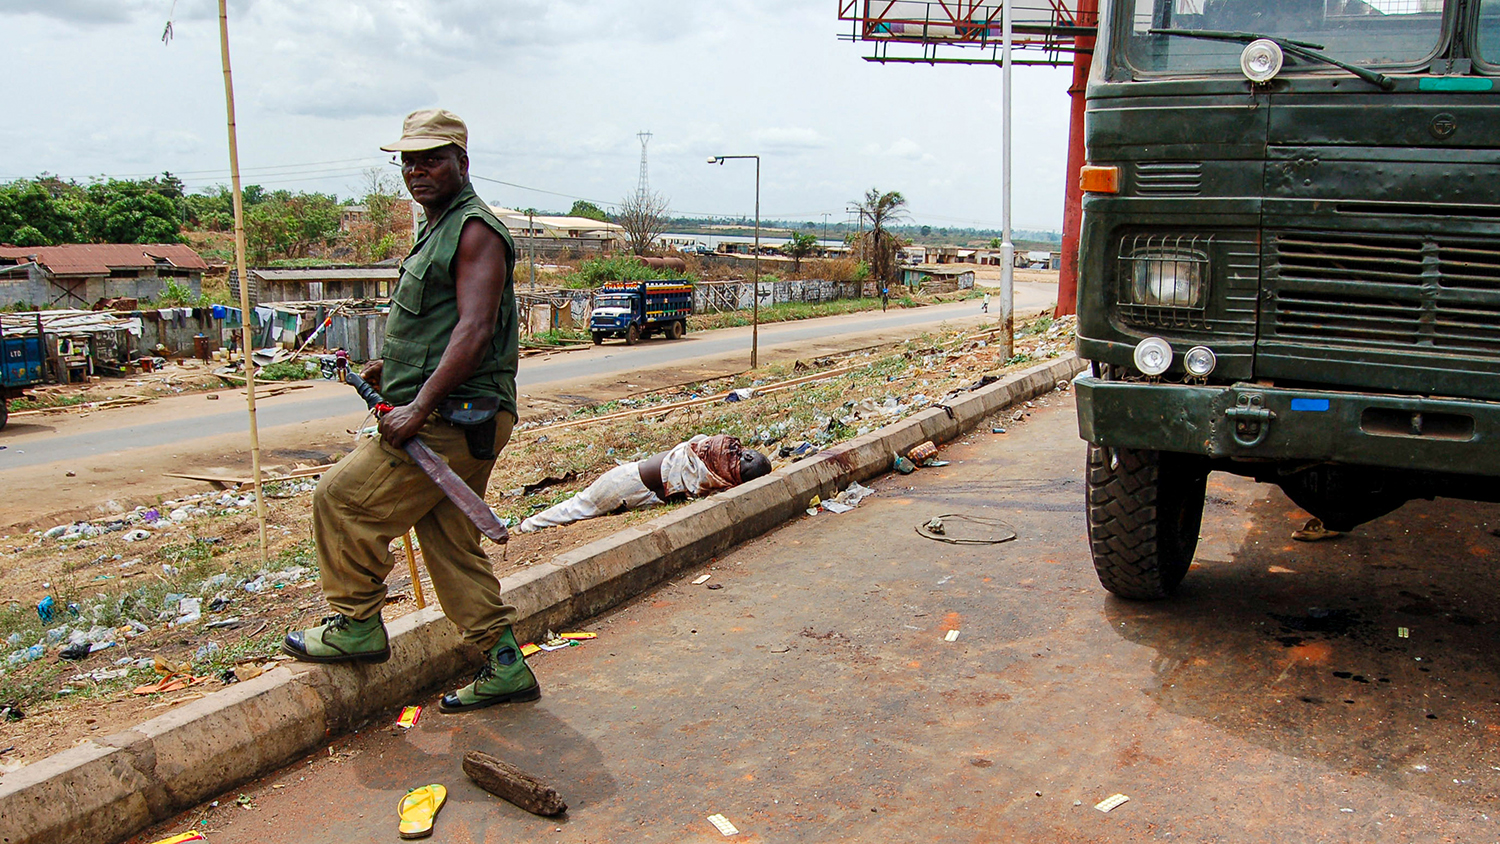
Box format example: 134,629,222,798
1268,232,1500,358
1134,161,1202,196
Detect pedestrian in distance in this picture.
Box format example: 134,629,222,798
283,109,539,714
880,285,890,312
982,292,990,313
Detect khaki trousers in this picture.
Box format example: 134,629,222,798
313,413,516,650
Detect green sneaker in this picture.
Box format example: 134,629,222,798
439,627,540,713
282,613,390,664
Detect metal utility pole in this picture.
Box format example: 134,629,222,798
527,209,536,288
708,154,761,368
821,212,830,252
1000,0,1016,358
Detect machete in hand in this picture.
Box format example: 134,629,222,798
346,372,510,544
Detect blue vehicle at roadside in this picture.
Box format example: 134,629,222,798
589,280,694,346
0,315,45,431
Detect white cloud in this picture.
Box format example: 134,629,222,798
752,127,831,152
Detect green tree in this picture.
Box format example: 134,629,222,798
245,190,342,262
567,200,610,222
0,174,186,245
853,188,908,290
782,232,817,273
0,179,84,245
79,175,185,243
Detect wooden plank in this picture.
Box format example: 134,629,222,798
461,751,567,816
162,463,334,487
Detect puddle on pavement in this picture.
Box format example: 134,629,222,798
1106,483,1500,810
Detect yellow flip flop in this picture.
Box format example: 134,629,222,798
397,784,447,839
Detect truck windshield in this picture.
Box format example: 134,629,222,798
595,296,632,309
1121,0,1446,75
1476,0,1500,63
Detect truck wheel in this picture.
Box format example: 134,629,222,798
1086,444,1208,600
669,320,685,340
0,401,7,432
625,325,641,346
592,332,604,345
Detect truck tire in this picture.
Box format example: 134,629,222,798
1086,444,1208,600
669,320,685,340
0,401,7,432
592,332,604,345
625,325,641,346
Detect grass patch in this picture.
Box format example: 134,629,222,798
523,327,592,348
6,393,92,411
258,360,320,381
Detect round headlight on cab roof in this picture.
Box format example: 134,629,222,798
1133,337,1173,376
1184,345,1217,377
1240,39,1284,84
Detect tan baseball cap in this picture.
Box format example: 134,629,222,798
380,108,468,153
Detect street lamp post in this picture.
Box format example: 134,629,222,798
708,154,760,369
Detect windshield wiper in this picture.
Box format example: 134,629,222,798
1149,28,1395,90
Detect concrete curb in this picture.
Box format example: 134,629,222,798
0,355,1085,844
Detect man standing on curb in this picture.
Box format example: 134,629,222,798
283,109,539,714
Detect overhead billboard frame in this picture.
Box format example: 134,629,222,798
837,0,1096,66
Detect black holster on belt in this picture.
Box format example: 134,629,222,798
437,396,502,460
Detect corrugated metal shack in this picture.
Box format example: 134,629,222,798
0,244,206,309
249,267,398,304
900,265,976,293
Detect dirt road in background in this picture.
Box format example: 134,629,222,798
0,286,1057,530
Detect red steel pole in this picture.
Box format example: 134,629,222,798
1056,0,1098,318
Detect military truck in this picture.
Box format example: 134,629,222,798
1073,0,1500,599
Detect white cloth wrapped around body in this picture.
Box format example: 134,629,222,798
518,436,729,533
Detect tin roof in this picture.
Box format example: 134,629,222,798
0,243,208,276
250,268,399,282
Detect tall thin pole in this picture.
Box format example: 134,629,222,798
708,154,761,368
528,210,536,288
1000,0,1016,358
1057,0,1098,318
219,0,268,563
752,157,760,369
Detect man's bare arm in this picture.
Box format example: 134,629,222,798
379,218,509,447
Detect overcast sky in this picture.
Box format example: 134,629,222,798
1,0,1075,231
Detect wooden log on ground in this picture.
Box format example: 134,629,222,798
461,750,567,816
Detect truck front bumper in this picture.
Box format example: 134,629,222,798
1075,376,1500,477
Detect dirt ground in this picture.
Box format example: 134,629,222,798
0,315,1075,770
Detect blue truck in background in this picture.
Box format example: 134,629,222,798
0,315,45,431
589,280,694,346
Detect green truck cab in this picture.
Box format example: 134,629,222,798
1073,0,1500,598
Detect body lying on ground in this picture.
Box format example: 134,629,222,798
519,434,771,532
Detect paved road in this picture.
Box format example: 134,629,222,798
131,392,1499,843
0,294,1052,471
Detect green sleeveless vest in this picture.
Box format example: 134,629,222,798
380,183,518,414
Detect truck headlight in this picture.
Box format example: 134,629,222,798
1134,337,1173,376
1183,345,1217,376
1119,236,1210,310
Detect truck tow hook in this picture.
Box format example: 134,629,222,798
1225,393,1275,448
